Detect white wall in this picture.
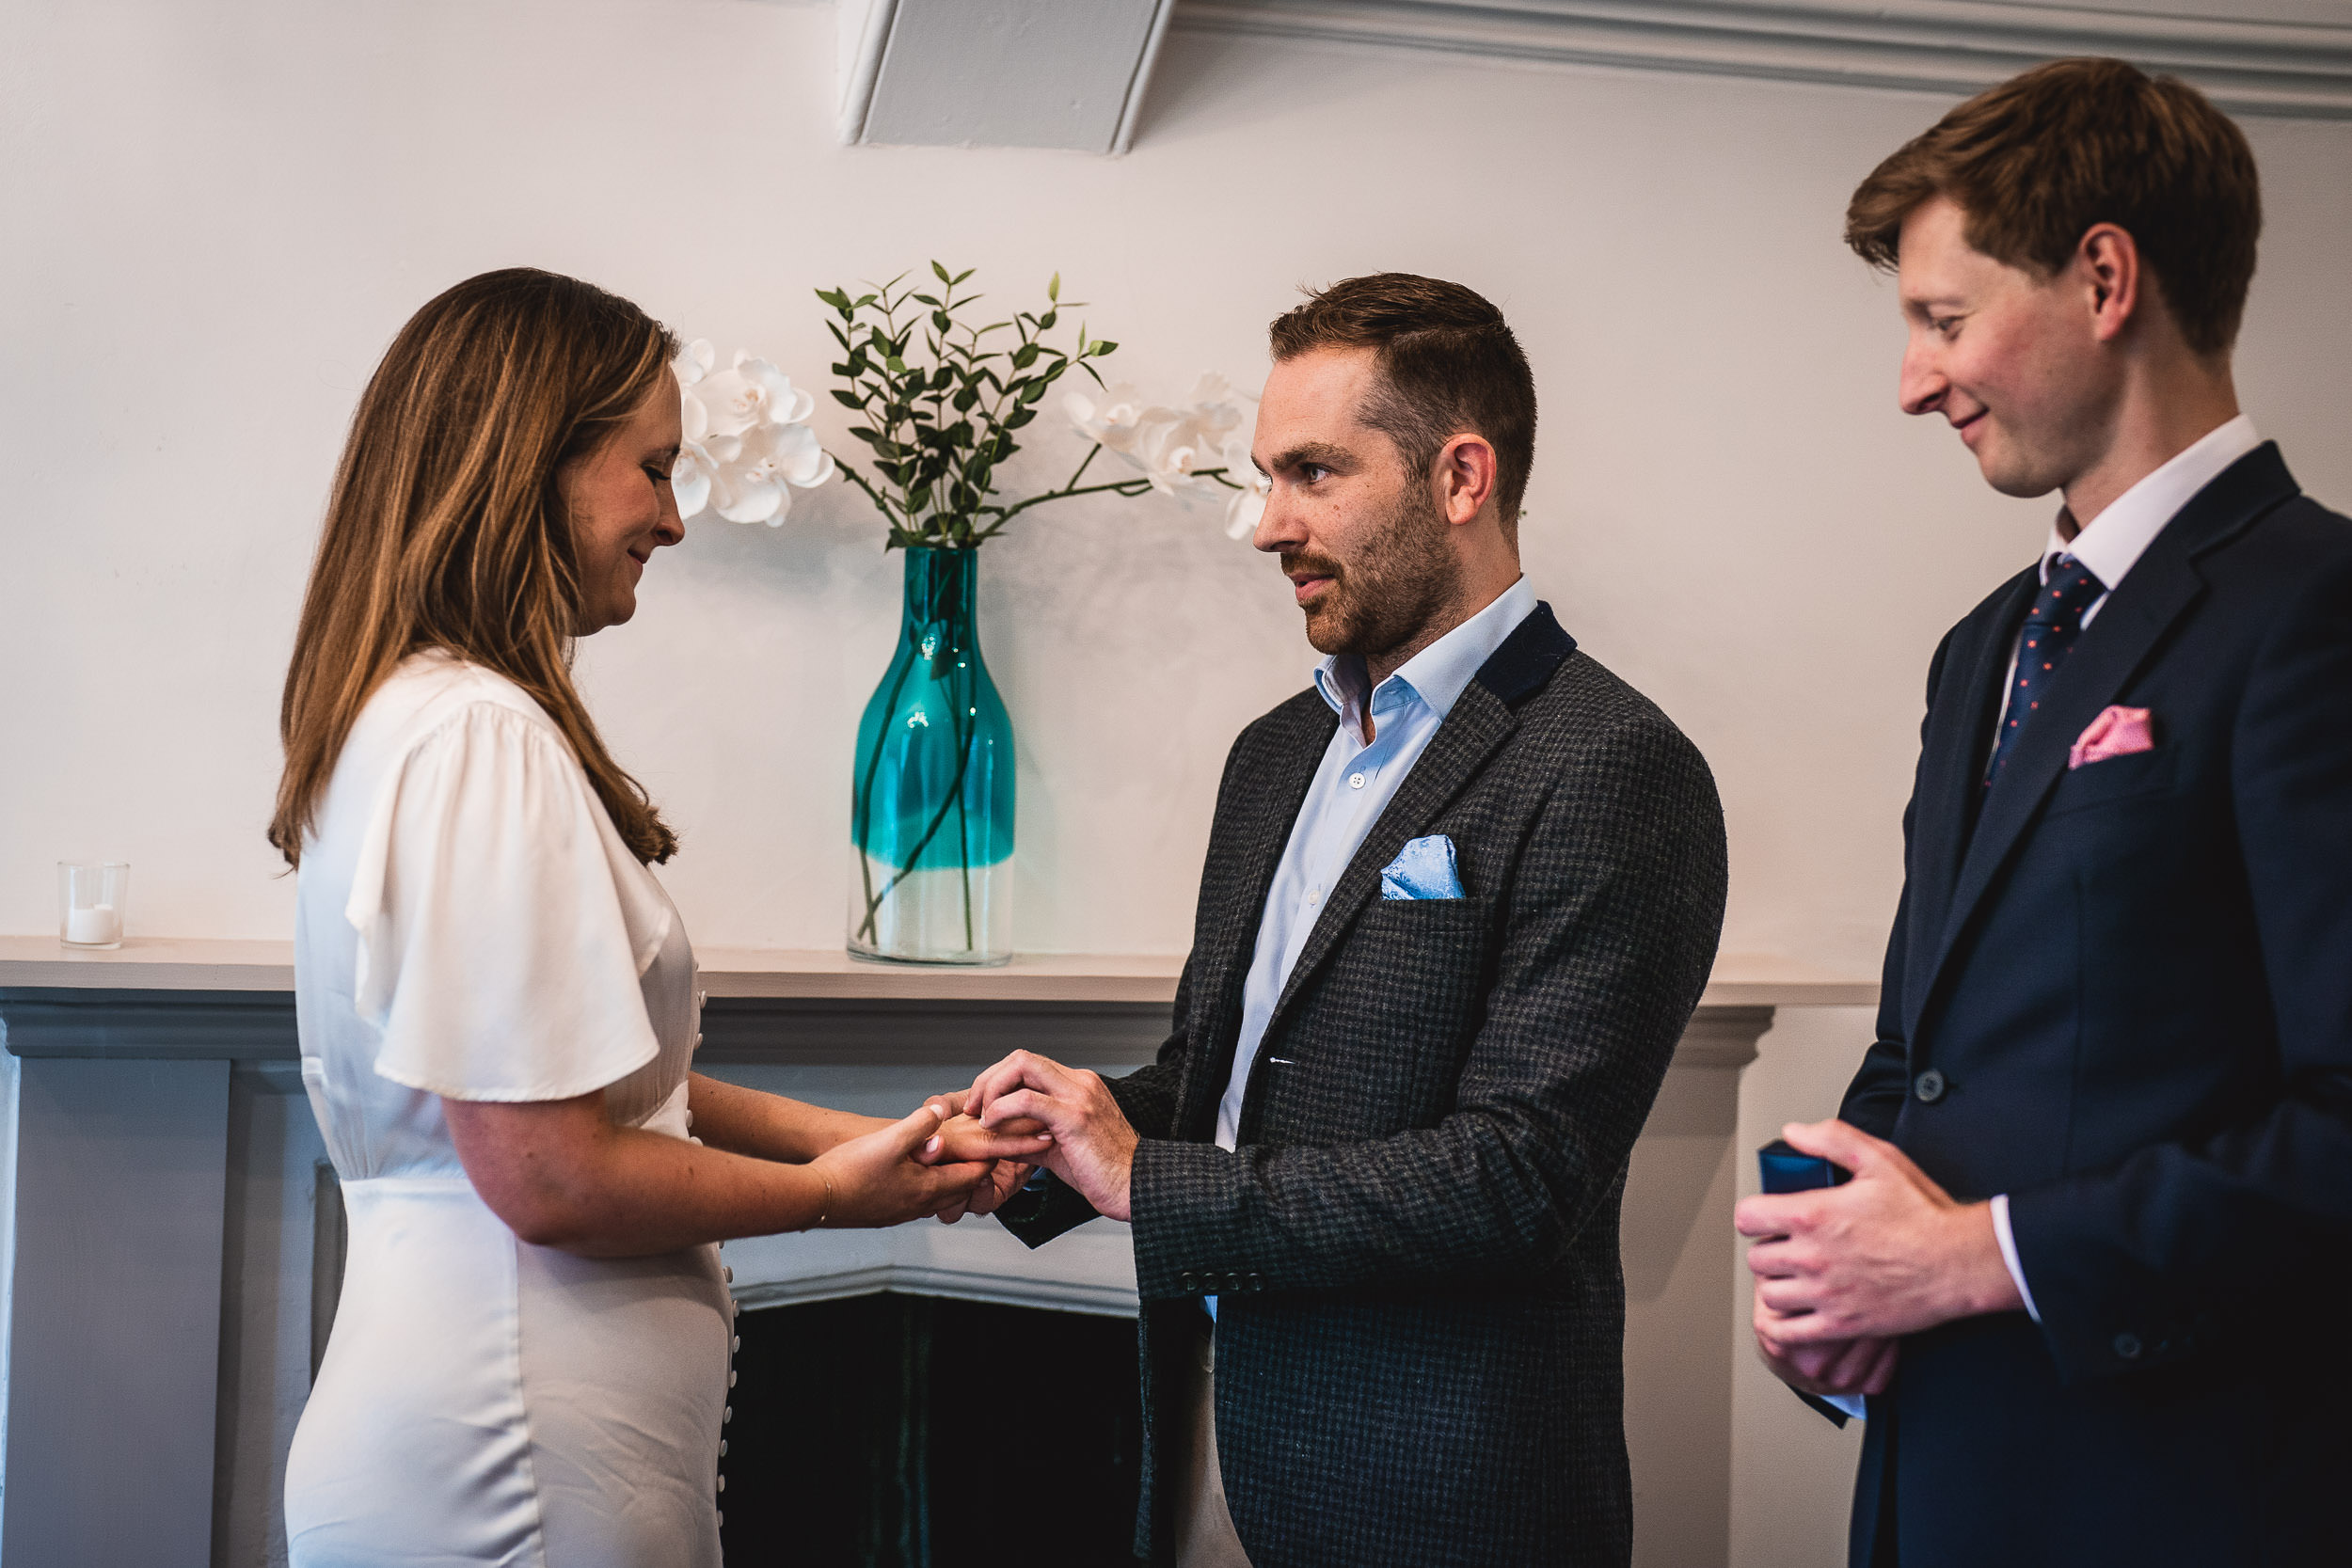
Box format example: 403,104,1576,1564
5,3,2349,969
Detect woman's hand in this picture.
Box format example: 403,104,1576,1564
808,1107,995,1229
906,1094,1051,1222
930,1158,1041,1225
929,1111,1052,1166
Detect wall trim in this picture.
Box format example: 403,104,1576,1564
733,1261,1142,1318
1172,0,2352,119
0,989,1772,1073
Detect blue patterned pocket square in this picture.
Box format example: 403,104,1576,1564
1380,834,1464,900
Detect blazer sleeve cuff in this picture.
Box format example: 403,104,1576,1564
2005,1186,2214,1386
1128,1138,1260,1301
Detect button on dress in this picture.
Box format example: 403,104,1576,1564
284,652,728,1568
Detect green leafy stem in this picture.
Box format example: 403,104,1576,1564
818,263,1245,552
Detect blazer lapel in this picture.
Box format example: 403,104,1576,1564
1259,604,1577,1038
1913,445,2299,1037
1899,572,2033,1040
1262,688,1518,1033
1179,696,1334,1129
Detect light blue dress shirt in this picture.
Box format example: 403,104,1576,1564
1214,576,1538,1152
1200,578,1536,1323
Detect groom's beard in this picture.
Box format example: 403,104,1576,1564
1288,483,1460,665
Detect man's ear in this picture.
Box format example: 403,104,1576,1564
2077,222,2143,344
1435,434,1499,527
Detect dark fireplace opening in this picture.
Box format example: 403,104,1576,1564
721,1292,1146,1567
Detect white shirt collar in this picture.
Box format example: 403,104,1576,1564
1315,575,1538,729
2042,414,2263,589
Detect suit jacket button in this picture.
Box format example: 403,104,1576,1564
1913,1069,1947,1103
1182,1271,1199,1293
1248,1273,1263,1291
2113,1332,2142,1360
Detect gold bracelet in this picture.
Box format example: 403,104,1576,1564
811,1171,834,1231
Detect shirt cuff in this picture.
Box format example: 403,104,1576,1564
1824,1394,1867,1420
1990,1193,2042,1323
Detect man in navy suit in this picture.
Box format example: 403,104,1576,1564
1734,57,2352,1566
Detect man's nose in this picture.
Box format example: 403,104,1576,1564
1253,485,1306,555
1899,338,1947,417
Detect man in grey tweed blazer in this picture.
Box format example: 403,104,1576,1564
965,275,1727,1567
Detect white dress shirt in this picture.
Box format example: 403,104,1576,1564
1982,414,2263,1325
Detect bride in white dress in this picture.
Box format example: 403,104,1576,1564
270,269,1045,1568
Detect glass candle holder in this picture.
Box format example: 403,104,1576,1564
58,862,130,949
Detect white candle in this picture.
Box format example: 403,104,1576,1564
66,904,121,945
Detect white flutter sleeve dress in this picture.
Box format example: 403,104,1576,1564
284,651,731,1568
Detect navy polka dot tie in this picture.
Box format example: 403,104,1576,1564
1986,553,2106,784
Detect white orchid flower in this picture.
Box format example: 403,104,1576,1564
709,421,837,526
1132,411,1210,496
711,465,784,526
698,350,815,439
1177,372,1249,436
1137,388,1253,496
1070,375,1257,506
763,420,837,492
1219,435,1270,540
673,339,716,388
667,341,834,524
1065,383,1152,454
672,438,717,519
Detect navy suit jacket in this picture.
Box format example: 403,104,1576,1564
1837,443,2352,1567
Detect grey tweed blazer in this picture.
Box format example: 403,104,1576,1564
1001,604,1727,1567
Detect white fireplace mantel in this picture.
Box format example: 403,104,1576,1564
0,939,1873,1566
0,935,1876,1006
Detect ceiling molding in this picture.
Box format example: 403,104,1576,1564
1170,0,2352,119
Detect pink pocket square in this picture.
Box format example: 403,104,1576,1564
2069,705,2156,769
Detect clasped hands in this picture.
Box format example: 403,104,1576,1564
1734,1118,2023,1399
817,1049,1132,1229
912,1050,1139,1224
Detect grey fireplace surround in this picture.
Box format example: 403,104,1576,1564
0,942,1868,1567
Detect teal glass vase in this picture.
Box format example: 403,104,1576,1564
848,546,1015,965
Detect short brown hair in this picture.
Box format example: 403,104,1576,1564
1846,57,2261,356
1269,273,1537,529
270,268,680,866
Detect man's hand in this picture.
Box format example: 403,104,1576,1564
965,1051,1139,1223
1754,1311,1900,1399
1735,1117,2021,1348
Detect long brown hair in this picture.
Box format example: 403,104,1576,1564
270,267,680,866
